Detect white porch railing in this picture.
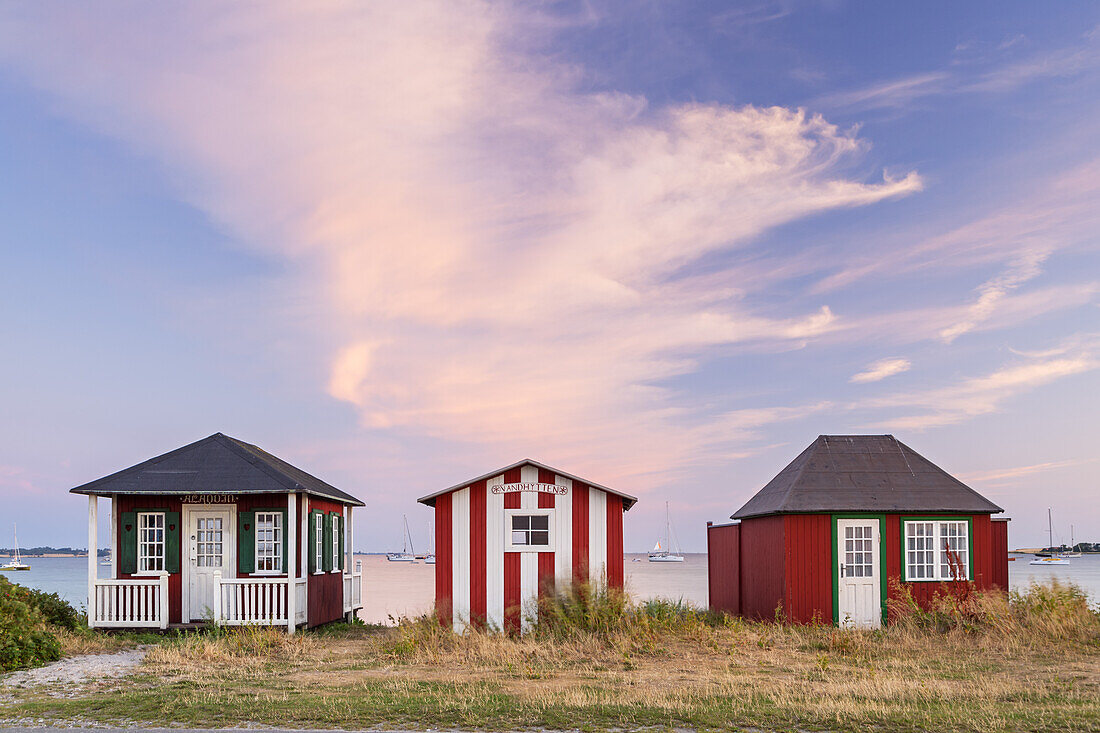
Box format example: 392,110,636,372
216,575,290,626
90,573,168,629
343,561,363,614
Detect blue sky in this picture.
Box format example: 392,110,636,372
0,1,1097,553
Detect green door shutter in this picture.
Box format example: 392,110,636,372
165,511,181,573
337,514,345,571
308,510,318,573
238,511,255,574
322,512,333,572
120,511,137,574
280,510,289,574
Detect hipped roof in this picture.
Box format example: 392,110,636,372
417,458,638,510
732,435,1002,519
70,433,364,506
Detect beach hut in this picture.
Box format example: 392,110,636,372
707,435,1009,628
417,459,637,633
71,433,364,632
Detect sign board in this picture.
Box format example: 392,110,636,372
489,482,567,496
180,494,237,504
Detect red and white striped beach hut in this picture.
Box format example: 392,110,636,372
418,459,637,633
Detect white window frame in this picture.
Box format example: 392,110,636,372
504,508,554,552
136,511,166,575
330,514,341,573
254,511,283,575
903,519,970,582
314,512,324,574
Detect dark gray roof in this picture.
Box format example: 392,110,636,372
417,458,638,510
69,433,364,506
732,435,1002,519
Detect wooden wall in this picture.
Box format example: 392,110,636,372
306,495,347,627
706,522,740,615
783,514,833,624
738,515,785,620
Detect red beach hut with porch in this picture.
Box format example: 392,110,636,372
417,459,637,633
707,435,1009,628
71,432,363,631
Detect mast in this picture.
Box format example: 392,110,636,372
12,523,19,562
1047,507,1053,549
665,502,671,550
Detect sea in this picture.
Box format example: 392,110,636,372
3,552,1098,625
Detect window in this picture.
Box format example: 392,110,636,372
842,523,874,578
331,515,341,572
903,520,969,581
511,514,549,547
315,513,324,573
255,512,282,574
137,512,165,573
195,516,223,568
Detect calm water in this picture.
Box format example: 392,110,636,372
5,552,1099,624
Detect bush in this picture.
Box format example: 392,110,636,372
0,575,63,672
21,586,82,630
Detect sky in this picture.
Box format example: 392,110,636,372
0,1,1097,553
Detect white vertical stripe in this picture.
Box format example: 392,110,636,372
485,475,505,630
451,487,470,633
554,475,572,589
518,465,542,631
589,489,607,584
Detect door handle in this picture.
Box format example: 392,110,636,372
839,564,845,577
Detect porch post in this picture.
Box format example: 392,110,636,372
109,494,118,578
286,492,297,634
87,495,97,629
346,505,353,577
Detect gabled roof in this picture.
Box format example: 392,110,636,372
69,433,364,506
417,458,638,510
732,435,1002,519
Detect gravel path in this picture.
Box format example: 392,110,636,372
1,648,148,689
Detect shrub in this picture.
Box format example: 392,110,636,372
21,586,82,630
0,575,63,672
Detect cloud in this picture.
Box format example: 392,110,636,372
850,357,911,383
958,458,1095,484
938,248,1049,343
0,2,922,487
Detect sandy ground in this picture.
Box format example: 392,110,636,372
1,648,147,691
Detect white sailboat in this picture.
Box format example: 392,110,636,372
387,515,416,562
1056,524,1082,558
424,520,436,565
1031,508,1070,566
649,502,685,563
1,524,30,571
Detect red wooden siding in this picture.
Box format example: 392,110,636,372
571,483,589,584
990,519,1009,591
116,495,184,624
783,514,832,624
306,496,346,627
435,493,453,625
605,494,624,589
538,468,556,509
504,552,521,634
706,522,740,616
738,515,785,620
538,552,555,598
469,480,487,627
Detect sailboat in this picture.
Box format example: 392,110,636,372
649,502,685,563
1031,508,1070,566
387,515,416,562
1,524,30,571
424,520,436,565
1056,524,1082,558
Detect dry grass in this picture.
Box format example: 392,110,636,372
8,580,1099,732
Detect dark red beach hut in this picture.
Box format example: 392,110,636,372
707,435,1009,628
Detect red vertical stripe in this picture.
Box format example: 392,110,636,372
538,552,555,599
504,552,521,634
537,468,555,508
504,467,522,509
435,493,452,626
469,480,487,627
505,492,520,509
572,483,589,584
605,494,623,589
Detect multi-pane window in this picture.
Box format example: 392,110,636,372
195,516,224,568
315,513,324,572
137,512,165,573
331,515,341,572
255,512,282,573
510,515,550,547
904,520,969,581
843,524,874,578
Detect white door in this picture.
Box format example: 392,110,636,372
185,507,234,622
837,518,881,629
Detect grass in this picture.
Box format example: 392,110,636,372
2,580,1098,732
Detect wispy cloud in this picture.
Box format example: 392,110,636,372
0,2,920,487
938,248,1049,343
850,357,911,383
959,458,1095,484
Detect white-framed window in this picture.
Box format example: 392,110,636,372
504,509,554,552
255,512,283,574
137,512,165,573
314,513,324,573
903,520,970,581
331,514,341,572
195,516,224,568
